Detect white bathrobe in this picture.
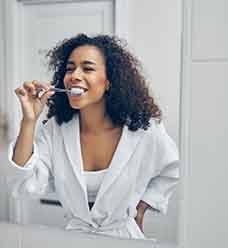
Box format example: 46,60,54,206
8,115,180,240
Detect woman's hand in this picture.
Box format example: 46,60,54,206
135,200,151,233
135,209,144,232
14,80,54,123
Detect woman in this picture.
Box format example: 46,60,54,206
9,34,179,240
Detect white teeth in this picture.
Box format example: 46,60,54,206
70,88,85,96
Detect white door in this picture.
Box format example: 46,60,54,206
21,1,114,82
9,0,114,226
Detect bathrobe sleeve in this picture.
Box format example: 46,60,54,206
140,121,180,214
8,120,55,196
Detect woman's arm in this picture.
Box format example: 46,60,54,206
134,200,151,232
8,119,55,196
12,119,36,166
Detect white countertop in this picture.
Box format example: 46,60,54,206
0,222,177,248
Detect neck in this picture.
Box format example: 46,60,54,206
79,103,114,134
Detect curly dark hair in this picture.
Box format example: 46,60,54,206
45,33,162,131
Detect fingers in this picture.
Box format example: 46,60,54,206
14,81,54,121
39,90,55,105
14,80,53,99
23,81,37,97
34,81,55,104
14,86,27,97
32,80,52,91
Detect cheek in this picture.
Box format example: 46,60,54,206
63,75,68,87
92,74,108,88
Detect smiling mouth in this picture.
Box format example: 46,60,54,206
68,87,88,96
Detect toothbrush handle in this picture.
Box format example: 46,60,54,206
37,87,69,93
51,88,68,93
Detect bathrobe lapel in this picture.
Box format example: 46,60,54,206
92,124,145,212
60,115,88,204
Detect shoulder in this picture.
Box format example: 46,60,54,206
139,118,179,165
138,118,177,149
126,118,163,148
141,118,166,138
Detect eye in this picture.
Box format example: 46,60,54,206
83,67,94,72
65,67,74,73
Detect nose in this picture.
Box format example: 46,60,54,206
71,67,82,81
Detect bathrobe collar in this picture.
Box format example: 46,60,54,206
60,114,144,214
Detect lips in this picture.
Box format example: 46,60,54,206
68,85,88,92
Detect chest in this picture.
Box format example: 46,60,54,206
80,129,122,171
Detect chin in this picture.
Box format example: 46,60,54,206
69,103,81,109
68,99,83,109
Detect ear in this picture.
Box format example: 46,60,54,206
105,80,110,91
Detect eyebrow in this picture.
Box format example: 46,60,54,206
66,60,97,66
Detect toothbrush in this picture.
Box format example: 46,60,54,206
37,87,84,96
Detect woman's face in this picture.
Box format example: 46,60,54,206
63,45,109,110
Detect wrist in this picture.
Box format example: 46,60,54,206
21,118,37,127
136,200,151,214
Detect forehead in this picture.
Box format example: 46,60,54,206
67,45,105,65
